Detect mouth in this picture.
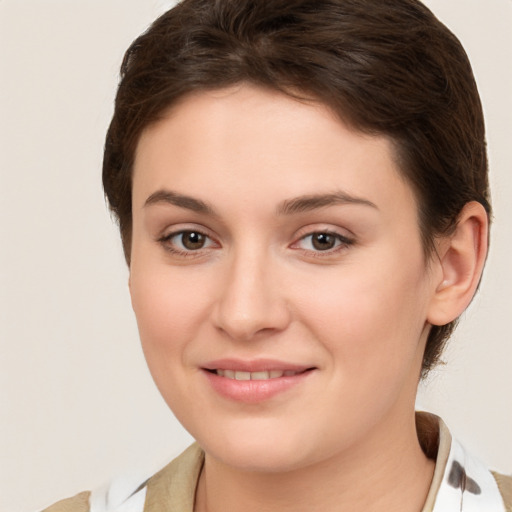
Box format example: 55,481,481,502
207,369,310,380
202,361,316,403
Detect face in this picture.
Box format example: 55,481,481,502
130,85,439,472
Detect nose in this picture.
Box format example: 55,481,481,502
212,249,291,341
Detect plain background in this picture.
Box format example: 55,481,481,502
1,1,511,511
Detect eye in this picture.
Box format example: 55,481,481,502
160,230,216,254
295,231,353,253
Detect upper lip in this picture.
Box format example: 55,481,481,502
201,358,314,373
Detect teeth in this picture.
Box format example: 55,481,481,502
215,369,299,380
251,371,272,380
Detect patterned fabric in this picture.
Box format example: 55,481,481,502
431,437,506,511
41,413,511,512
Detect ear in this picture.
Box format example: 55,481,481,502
427,201,489,326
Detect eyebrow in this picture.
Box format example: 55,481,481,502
276,192,377,215
144,190,216,215
143,189,377,216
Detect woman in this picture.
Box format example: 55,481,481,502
43,0,510,510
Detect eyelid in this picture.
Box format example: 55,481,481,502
292,223,355,242
298,232,353,247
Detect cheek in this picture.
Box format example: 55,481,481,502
298,253,430,375
129,267,212,374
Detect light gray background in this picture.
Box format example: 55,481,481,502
1,1,511,511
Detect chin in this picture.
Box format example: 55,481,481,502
209,441,310,473
191,421,322,473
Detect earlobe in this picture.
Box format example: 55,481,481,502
427,201,489,326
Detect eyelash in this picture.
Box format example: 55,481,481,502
157,229,354,258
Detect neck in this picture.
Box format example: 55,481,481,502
194,409,435,512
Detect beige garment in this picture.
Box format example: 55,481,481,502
493,472,512,512
143,443,204,512
41,413,511,512
418,412,451,511
40,491,90,512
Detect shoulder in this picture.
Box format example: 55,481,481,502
39,474,148,512
41,491,91,512
492,471,512,512
38,444,204,512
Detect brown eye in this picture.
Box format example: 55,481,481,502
159,229,217,256
311,233,337,251
181,231,206,250
293,231,354,255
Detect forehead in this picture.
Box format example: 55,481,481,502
132,85,416,220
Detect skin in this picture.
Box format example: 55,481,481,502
129,84,487,512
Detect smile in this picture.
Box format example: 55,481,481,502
203,363,315,403
214,369,301,380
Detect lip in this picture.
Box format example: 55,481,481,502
201,359,316,403
202,358,312,373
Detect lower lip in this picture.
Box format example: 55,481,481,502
203,369,314,404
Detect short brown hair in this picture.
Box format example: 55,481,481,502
103,0,490,375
